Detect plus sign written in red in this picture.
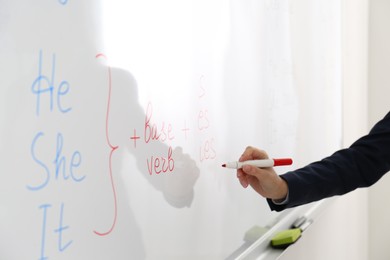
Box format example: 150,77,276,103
130,128,141,148
181,120,190,140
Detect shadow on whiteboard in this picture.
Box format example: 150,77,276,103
104,65,200,208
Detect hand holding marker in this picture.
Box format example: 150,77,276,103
223,154,293,196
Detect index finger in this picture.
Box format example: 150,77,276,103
239,146,269,162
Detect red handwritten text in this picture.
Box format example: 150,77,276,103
147,146,175,175
199,138,216,162
144,102,174,143
93,53,118,237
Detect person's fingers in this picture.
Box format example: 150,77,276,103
242,165,259,176
237,169,249,187
239,146,269,162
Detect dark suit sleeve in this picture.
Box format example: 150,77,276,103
268,111,390,212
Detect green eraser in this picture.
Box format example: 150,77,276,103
271,228,301,248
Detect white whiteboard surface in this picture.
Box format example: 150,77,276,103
0,1,341,259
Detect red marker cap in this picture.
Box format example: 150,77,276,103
273,158,293,166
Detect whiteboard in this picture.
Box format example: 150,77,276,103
0,0,342,259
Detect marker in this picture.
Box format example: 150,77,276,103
221,158,292,169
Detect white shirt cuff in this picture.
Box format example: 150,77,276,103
271,191,289,205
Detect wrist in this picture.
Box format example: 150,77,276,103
274,177,288,201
